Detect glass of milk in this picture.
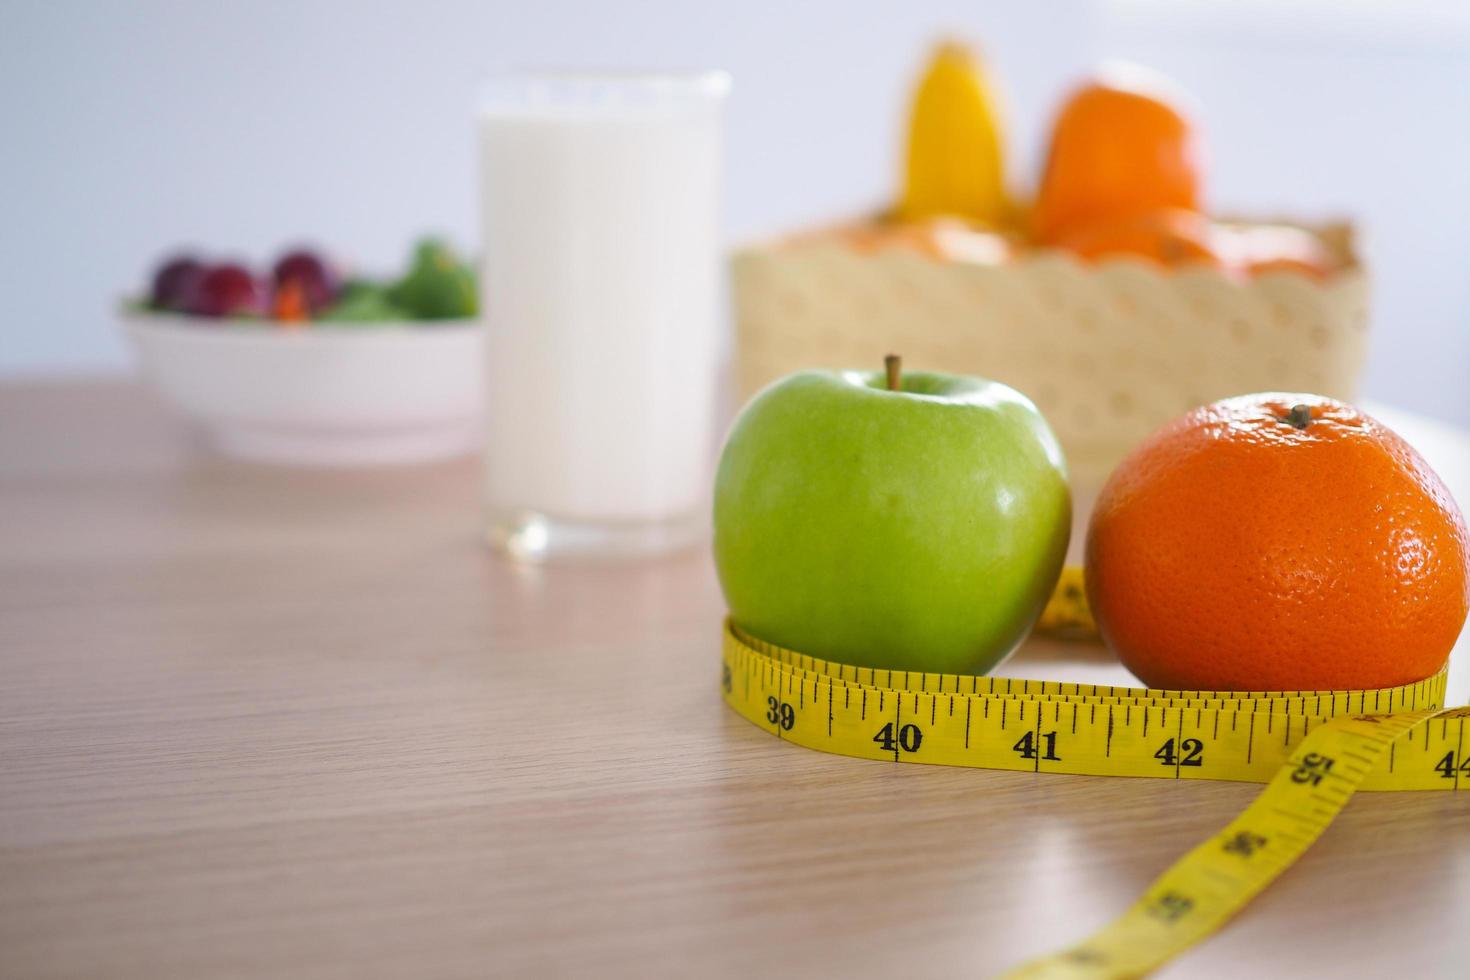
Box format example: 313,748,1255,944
479,71,729,561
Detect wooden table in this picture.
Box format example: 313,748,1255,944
3,380,1468,979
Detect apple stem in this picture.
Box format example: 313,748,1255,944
885,354,902,392
1286,404,1312,429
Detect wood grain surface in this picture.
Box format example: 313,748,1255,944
1,380,1468,979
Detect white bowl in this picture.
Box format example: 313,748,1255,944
123,312,484,466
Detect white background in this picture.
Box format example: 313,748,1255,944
2,0,1467,425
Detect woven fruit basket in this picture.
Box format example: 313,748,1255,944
732,222,1366,485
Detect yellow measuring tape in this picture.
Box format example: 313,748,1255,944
720,610,1467,977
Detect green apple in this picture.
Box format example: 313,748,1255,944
713,363,1071,674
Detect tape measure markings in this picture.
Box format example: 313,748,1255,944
724,622,1452,791
720,620,1469,977
1005,706,1451,978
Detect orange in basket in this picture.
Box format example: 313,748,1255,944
1086,393,1470,692
1034,69,1203,244
1223,224,1336,280
1048,207,1221,267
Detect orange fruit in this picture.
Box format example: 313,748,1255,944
271,279,311,323
814,218,1013,265
1218,224,1337,281
831,220,947,259
1034,67,1203,244
1246,256,1329,280
1086,393,1470,692
1048,207,1222,268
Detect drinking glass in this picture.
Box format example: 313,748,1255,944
478,71,729,560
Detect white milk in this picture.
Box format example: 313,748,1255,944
479,74,727,557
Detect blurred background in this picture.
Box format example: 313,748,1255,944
2,0,1467,425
